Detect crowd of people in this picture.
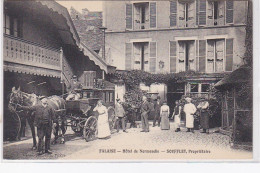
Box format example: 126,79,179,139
137,95,210,133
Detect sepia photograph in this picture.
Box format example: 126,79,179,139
1,0,256,161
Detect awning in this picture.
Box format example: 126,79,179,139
214,66,252,90
3,62,60,78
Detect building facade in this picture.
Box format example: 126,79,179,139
103,0,248,104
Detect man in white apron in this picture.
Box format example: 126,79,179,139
183,97,197,133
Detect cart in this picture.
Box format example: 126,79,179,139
60,82,117,142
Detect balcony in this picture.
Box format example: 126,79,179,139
3,34,61,77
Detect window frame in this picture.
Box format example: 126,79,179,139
206,38,225,73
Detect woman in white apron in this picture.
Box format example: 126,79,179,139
93,100,111,139
183,97,197,133
173,100,182,132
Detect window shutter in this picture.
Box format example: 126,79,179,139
225,39,233,71
207,40,214,73
196,40,199,71
226,1,234,24
218,1,225,25
125,43,132,70
196,0,199,25
199,40,206,72
170,1,177,27
207,1,214,26
178,42,185,72
133,44,141,70
187,1,196,27
216,39,224,72
170,41,177,73
198,0,206,25
188,41,196,71
126,3,133,29
150,2,157,28
178,2,186,28
149,42,156,73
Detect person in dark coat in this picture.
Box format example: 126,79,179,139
153,96,161,127
140,96,150,132
115,98,127,133
18,97,56,155
197,99,210,134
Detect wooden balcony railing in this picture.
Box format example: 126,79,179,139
3,35,61,72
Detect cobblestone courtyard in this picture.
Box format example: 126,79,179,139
3,122,252,160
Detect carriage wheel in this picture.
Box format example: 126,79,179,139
107,107,116,132
71,119,83,134
83,116,97,142
4,111,21,141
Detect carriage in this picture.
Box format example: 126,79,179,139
56,79,117,142
5,79,117,143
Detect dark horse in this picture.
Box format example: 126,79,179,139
8,87,67,149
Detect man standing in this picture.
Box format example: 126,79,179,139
66,75,82,100
140,96,150,132
18,97,56,155
183,97,197,133
115,98,127,133
153,96,161,127
197,99,210,134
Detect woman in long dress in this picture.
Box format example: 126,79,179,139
173,100,182,132
160,102,170,130
93,100,111,139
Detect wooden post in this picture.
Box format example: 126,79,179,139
60,47,64,97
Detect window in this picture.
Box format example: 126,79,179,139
4,13,22,37
177,40,196,72
133,2,149,30
190,83,199,93
133,42,149,71
207,39,224,73
201,83,210,92
178,1,195,28
207,1,224,26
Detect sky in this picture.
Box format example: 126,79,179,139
57,1,103,12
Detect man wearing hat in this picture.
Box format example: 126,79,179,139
183,97,197,133
115,98,127,133
18,96,57,155
66,75,82,100
140,96,150,132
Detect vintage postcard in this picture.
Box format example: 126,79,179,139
1,0,256,161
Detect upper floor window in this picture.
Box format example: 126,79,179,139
177,40,196,72
125,41,157,72
170,0,234,28
207,0,225,26
134,2,149,30
207,39,224,72
178,0,196,28
170,38,233,73
126,2,156,30
4,13,22,37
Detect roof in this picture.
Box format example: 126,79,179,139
214,66,252,90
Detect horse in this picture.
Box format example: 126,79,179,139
8,87,67,150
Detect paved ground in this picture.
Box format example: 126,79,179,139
3,122,252,161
